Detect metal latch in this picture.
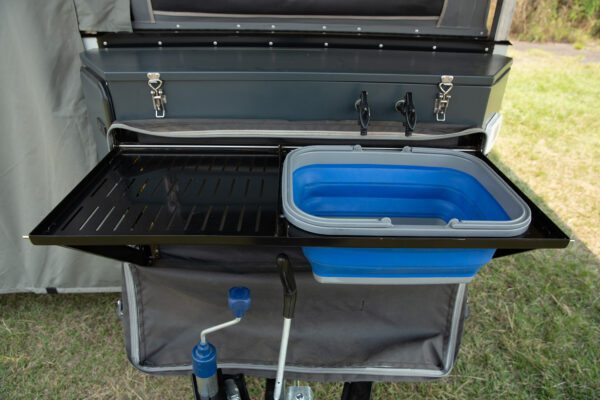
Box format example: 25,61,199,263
147,72,166,119
433,75,454,122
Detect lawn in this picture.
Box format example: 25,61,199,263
1,47,599,399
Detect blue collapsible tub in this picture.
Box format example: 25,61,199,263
282,146,531,284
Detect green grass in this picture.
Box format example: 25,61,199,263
511,0,600,43
1,48,600,399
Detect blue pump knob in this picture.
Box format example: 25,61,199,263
228,287,251,318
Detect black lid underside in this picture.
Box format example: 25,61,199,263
131,0,496,38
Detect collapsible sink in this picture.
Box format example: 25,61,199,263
282,145,532,284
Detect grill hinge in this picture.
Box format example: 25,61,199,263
434,75,454,122
147,72,167,119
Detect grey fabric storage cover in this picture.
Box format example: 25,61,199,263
121,247,467,381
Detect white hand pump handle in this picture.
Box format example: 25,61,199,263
200,317,241,345
273,254,297,400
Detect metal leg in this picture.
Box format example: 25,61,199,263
191,373,201,400
265,378,276,400
341,382,373,400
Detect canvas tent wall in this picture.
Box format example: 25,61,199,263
0,0,129,293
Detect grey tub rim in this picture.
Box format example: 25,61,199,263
282,145,532,237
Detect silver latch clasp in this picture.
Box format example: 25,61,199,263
433,75,454,122
147,72,166,119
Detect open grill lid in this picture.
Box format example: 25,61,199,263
130,0,506,40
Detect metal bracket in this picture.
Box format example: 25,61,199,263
286,385,313,400
147,72,167,119
433,75,454,122
66,245,153,266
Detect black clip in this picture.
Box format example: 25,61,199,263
395,92,417,137
355,91,371,136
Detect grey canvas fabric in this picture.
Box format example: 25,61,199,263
121,247,467,381
0,0,120,293
74,0,133,32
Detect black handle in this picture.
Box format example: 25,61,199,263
395,92,417,137
276,254,297,319
355,91,371,136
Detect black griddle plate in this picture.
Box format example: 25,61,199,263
32,148,280,240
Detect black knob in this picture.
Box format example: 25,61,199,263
355,91,371,136
395,92,417,137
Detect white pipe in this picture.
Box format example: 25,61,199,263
200,318,241,345
273,317,292,400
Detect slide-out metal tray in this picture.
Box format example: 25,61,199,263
29,146,569,265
